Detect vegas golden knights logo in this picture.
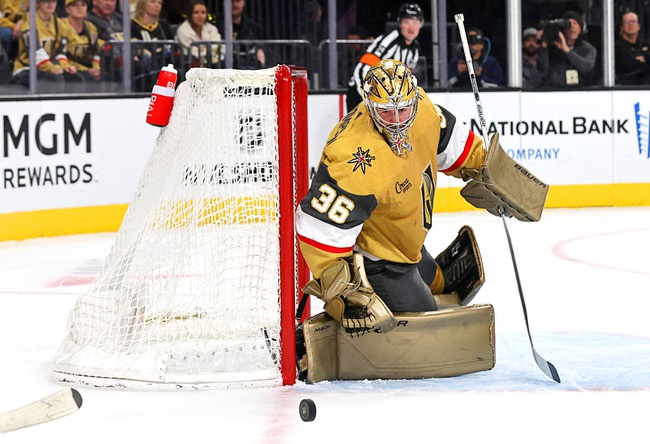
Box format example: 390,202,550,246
420,163,435,230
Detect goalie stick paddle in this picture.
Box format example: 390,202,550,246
455,13,561,383
0,388,83,433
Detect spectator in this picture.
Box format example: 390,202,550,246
62,0,102,89
0,22,10,64
131,0,173,41
336,0,356,39
131,0,174,91
540,10,596,87
0,2,13,58
11,0,81,92
522,27,547,88
615,11,650,85
296,0,326,45
225,0,266,69
448,27,504,88
160,0,183,25
0,0,29,59
86,0,123,41
175,0,222,67
346,25,372,53
346,2,423,112
339,25,372,87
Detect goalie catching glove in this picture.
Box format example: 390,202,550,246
302,258,397,336
460,133,549,222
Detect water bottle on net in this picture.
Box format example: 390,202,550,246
146,64,178,127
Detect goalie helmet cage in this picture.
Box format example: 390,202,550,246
53,65,310,390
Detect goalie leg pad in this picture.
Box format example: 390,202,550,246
435,225,485,306
301,305,495,383
460,133,549,222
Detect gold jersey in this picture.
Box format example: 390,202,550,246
62,18,102,71
0,0,28,28
13,14,78,75
296,88,486,278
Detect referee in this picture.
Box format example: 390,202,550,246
346,3,424,112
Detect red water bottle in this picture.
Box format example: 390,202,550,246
146,64,178,127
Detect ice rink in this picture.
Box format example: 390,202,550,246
1,206,649,443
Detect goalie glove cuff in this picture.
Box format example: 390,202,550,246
323,297,346,321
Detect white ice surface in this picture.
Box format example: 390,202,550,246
0,207,649,443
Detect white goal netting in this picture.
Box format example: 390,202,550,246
53,67,302,389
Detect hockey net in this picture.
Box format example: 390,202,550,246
53,66,309,389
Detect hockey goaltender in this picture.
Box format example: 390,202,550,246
294,59,548,383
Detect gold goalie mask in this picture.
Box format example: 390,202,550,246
362,59,420,155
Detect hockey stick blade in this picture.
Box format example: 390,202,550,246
0,388,82,433
534,348,561,383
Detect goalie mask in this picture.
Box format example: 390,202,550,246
362,59,419,156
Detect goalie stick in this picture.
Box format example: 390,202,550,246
0,388,83,433
454,13,561,383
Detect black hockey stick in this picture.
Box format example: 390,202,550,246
454,13,560,383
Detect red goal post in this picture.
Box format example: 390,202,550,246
53,65,310,389
277,65,311,385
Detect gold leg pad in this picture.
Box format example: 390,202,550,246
303,304,495,383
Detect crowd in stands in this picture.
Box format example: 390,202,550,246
521,10,597,88
0,0,649,94
521,8,650,88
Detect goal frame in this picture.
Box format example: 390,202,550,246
277,65,310,385
53,65,310,389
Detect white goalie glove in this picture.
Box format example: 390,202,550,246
302,258,396,336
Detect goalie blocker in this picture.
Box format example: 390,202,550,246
460,133,549,222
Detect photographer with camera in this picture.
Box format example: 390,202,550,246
539,10,597,87
448,27,504,88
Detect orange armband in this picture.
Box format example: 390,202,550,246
359,53,381,66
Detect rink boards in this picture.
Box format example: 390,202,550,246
1,89,650,240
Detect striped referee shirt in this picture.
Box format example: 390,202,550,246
348,29,420,97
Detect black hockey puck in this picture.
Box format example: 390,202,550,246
299,398,316,422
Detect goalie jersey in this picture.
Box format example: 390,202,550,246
295,88,486,278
